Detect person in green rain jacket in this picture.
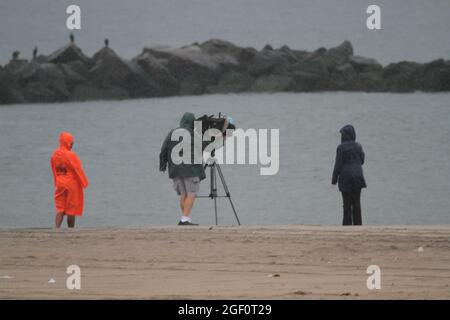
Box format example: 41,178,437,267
160,112,206,226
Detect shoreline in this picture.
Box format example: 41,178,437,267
1,225,450,299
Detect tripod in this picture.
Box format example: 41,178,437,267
197,157,241,226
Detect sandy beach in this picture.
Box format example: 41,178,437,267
1,225,450,299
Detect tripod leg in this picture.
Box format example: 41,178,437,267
214,197,218,226
215,163,241,226
210,165,218,226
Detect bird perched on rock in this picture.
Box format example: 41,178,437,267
70,33,75,44
33,46,38,59
12,51,20,60
104,38,109,48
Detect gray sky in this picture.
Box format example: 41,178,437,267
1,0,449,65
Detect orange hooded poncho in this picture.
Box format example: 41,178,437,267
50,132,89,216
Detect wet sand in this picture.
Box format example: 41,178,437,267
1,226,449,299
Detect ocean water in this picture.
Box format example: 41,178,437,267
1,92,450,227
0,0,450,65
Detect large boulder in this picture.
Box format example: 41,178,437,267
71,84,129,101
435,60,450,91
12,59,85,95
321,40,353,68
207,70,254,94
199,40,243,75
382,61,421,92
328,62,383,91
90,47,132,87
0,67,25,104
278,45,310,63
298,41,354,75
47,44,92,67
239,47,259,64
4,59,29,74
20,63,71,102
303,47,327,60
328,63,358,90
6,60,76,103
145,44,223,71
66,60,90,78
12,60,41,82
290,47,330,76
349,56,383,73
58,63,86,90
32,55,47,64
142,44,227,95
292,58,328,75
125,60,165,97
414,59,450,91
133,51,180,96
199,39,243,63
355,71,384,91
245,48,292,77
90,47,161,98
250,74,293,92
289,71,329,92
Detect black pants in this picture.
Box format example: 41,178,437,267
341,189,362,226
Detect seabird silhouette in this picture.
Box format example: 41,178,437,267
12,51,20,60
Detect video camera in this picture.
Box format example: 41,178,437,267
196,113,236,136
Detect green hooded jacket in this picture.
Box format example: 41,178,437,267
159,112,206,180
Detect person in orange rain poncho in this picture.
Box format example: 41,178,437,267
50,132,89,228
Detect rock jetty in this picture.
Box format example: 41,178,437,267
1,39,449,105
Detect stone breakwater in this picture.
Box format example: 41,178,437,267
1,39,450,105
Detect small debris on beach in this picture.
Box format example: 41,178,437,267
268,274,280,278
292,290,308,296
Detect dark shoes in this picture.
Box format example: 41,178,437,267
178,221,199,226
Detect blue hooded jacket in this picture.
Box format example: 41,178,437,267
332,125,367,192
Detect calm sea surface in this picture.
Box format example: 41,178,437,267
1,92,449,227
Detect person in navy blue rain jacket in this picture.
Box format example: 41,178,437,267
332,125,367,225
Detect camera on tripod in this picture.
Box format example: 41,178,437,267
196,113,236,136
195,113,240,226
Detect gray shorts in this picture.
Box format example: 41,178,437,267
172,176,200,195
